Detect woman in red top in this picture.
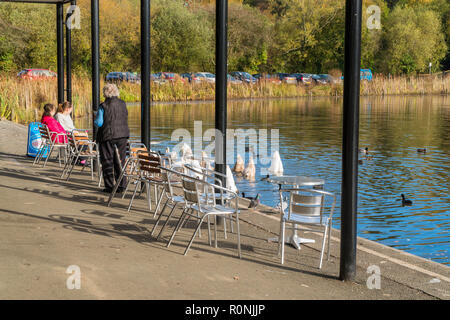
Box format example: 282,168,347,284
41,103,68,144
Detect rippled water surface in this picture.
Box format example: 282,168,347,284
77,95,450,265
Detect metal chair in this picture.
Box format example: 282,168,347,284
33,123,68,167
106,142,148,205
60,131,100,182
166,172,241,258
150,166,186,240
277,187,336,269
127,151,164,213
183,163,236,235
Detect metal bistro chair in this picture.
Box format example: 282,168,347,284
106,142,148,204
60,131,100,182
183,163,236,236
151,164,218,241
166,172,241,258
150,166,185,240
278,187,336,269
33,123,68,167
127,151,164,213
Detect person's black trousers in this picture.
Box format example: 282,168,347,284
99,138,128,191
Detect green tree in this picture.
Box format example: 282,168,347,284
151,0,214,72
380,5,447,74
268,0,344,73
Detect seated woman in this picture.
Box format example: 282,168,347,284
55,101,75,132
41,103,67,144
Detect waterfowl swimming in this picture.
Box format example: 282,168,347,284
243,155,256,180
359,147,369,155
401,194,413,206
248,193,260,209
417,148,427,153
261,174,270,181
268,151,284,176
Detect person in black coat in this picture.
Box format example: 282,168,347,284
94,83,130,193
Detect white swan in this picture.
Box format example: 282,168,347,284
244,155,256,181
268,151,284,176
226,165,238,193
233,154,245,174
180,143,193,159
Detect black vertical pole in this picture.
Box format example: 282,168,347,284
66,1,75,106
56,3,64,104
340,0,362,281
141,0,151,149
91,0,100,141
215,0,228,225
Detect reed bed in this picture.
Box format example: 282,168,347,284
0,74,448,124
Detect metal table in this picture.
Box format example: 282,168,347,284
267,175,325,250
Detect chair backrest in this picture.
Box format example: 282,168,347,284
38,124,51,141
67,132,78,151
289,192,323,218
137,152,161,175
280,188,336,224
73,130,90,146
181,177,200,204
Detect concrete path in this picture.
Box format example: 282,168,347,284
0,119,449,299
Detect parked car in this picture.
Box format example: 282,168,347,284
275,73,297,84
106,72,140,83
340,69,373,81
227,74,242,84
360,69,373,81
105,72,125,82
125,72,140,83
17,69,57,80
193,72,215,83
312,74,335,84
180,73,192,82
253,74,282,84
230,71,257,84
290,73,312,85
154,72,185,83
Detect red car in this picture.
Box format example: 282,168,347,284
17,69,57,80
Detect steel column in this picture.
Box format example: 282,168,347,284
215,0,227,182
56,3,64,104
340,0,362,281
65,1,75,105
214,0,228,225
91,0,100,141
140,0,151,149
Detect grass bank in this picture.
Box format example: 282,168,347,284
0,74,448,124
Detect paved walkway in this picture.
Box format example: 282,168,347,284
0,119,449,299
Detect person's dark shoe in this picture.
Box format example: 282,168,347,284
116,187,125,194
101,188,112,193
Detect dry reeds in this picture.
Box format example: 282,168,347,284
0,73,447,124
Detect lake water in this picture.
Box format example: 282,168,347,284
76,95,450,265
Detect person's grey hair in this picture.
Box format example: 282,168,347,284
103,83,120,98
